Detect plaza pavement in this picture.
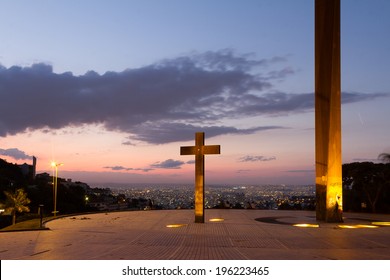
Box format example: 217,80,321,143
1,209,390,260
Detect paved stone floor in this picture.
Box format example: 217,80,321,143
1,210,390,260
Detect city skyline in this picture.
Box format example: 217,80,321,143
1,0,390,186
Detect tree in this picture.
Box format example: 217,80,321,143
378,153,390,163
343,162,390,213
4,188,31,225
0,158,27,200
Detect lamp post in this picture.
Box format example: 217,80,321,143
51,161,63,217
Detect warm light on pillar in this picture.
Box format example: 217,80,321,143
315,0,343,222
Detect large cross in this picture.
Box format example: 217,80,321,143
180,132,220,223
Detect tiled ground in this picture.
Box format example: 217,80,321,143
1,210,389,260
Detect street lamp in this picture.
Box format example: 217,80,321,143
51,161,63,217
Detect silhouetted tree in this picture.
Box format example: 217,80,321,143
0,158,27,200
343,162,390,213
56,183,87,214
233,202,243,209
4,188,31,224
378,153,390,163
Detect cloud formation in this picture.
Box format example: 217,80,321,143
128,123,283,144
150,159,185,169
0,148,33,160
103,166,153,172
1,49,387,144
238,155,276,162
104,158,189,172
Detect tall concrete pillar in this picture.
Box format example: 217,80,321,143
315,0,343,222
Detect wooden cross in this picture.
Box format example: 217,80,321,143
180,132,221,223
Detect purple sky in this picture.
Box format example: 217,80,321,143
1,0,389,185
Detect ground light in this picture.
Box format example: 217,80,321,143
166,224,187,228
293,224,320,228
372,222,390,226
209,218,224,222
337,224,378,229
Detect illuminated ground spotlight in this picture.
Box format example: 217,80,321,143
166,224,187,228
209,218,224,222
338,224,378,229
293,223,319,228
372,222,390,226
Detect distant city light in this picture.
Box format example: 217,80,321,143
108,185,317,211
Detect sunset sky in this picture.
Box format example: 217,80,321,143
1,0,389,186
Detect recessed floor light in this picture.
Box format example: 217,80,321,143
293,223,319,228
209,218,224,222
166,224,187,228
338,224,378,229
372,222,390,226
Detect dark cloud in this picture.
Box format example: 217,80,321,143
105,158,189,172
341,92,387,104
129,122,284,144
0,148,33,160
104,166,129,171
121,140,135,146
103,166,153,172
150,159,185,169
1,50,387,144
238,155,276,162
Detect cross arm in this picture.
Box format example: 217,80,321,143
180,146,197,155
203,145,220,155
180,145,220,155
